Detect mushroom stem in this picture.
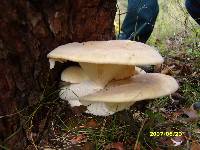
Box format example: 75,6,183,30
79,62,135,88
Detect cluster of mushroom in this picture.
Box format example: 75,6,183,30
47,40,179,116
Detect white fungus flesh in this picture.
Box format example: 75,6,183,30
79,62,135,88
59,80,102,107
80,73,179,103
47,40,179,116
59,66,138,115
82,101,135,116
81,67,146,116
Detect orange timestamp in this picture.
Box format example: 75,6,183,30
150,131,184,137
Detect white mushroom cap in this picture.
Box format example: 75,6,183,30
48,40,164,67
61,66,89,83
48,40,163,87
80,73,179,103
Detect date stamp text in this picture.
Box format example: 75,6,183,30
150,131,184,137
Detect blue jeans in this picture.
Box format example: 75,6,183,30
119,0,200,43
185,0,200,25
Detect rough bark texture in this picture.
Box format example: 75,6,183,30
0,0,116,149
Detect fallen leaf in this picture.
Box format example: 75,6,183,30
86,119,98,128
171,136,186,147
183,108,199,119
171,138,182,146
161,65,175,75
104,142,124,150
172,112,183,120
159,137,174,146
132,142,141,150
191,141,200,150
70,134,86,144
82,142,95,150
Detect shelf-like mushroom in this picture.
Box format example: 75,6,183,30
59,66,145,114
47,40,178,116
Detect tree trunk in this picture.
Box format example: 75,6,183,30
0,0,116,149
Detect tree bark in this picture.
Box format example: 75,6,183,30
0,0,116,149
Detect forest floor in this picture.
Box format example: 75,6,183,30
12,0,199,150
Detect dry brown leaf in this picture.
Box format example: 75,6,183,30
104,142,124,150
160,137,174,146
161,65,175,75
191,141,200,150
132,142,141,150
86,119,98,128
183,108,199,119
171,111,183,120
82,142,95,150
171,136,186,146
159,136,186,147
70,134,86,144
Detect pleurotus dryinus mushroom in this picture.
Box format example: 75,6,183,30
47,40,178,116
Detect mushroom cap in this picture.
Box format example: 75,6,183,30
48,40,163,66
61,66,89,83
80,73,179,103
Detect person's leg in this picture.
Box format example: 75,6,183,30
185,0,200,25
118,0,159,43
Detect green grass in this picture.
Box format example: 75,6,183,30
57,112,141,149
